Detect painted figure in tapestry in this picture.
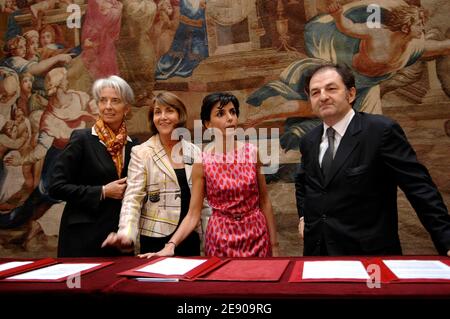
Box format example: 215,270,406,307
1,67,97,245
155,0,208,80
246,0,450,150
81,0,122,79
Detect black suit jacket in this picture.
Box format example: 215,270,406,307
49,128,139,257
295,112,450,256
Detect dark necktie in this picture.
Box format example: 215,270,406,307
321,127,335,178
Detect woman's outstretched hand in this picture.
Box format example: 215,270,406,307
102,232,134,253
138,242,176,258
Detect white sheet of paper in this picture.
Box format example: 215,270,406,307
383,260,450,279
136,258,208,276
6,263,101,280
0,261,33,272
302,261,370,279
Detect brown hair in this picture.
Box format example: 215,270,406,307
148,91,188,136
4,36,26,56
384,5,426,32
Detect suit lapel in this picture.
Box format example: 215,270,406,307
324,112,362,187
308,126,325,185
182,140,194,183
89,133,117,177
150,135,178,185
121,138,135,177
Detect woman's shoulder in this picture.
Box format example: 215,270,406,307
132,138,152,150
181,139,201,152
70,128,92,140
129,136,140,147
130,135,158,154
181,139,202,164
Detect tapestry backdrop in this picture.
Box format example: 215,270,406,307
0,0,449,257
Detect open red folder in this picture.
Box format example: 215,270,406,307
118,256,224,281
380,258,450,283
1,261,114,282
289,258,397,283
0,258,57,279
119,257,290,282
288,257,450,283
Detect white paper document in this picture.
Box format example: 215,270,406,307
0,261,33,272
136,258,208,275
302,261,370,279
383,260,450,279
6,263,101,280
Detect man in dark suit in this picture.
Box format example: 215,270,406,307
295,63,450,256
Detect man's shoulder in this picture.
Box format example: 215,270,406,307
359,111,393,122
358,112,397,130
302,124,322,142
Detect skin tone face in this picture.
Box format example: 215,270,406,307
21,77,33,94
40,31,54,47
50,69,68,92
14,108,25,123
0,75,19,103
13,39,27,58
98,87,129,132
159,0,173,16
406,14,425,39
308,68,356,127
5,0,14,8
26,37,39,56
205,101,238,137
153,102,180,138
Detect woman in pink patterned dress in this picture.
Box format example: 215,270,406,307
140,92,279,258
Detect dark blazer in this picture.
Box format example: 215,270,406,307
295,112,450,256
49,128,138,257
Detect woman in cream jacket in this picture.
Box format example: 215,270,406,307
103,91,209,255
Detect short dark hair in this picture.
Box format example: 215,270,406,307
200,92,240,127
148,91,188,136
304,63,356,96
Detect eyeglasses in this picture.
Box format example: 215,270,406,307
99,97,123,106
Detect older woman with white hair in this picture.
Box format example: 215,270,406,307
48,74,139,257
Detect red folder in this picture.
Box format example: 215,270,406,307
118,256,223,281
381,258,450,284
0,258,57,279
197,259,290,281
2,261,114,282
289,258,395,283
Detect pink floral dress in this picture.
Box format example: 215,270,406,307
202,143,271,257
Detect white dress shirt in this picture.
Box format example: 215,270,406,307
319,109,355,167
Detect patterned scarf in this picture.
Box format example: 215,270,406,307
94,118,128,177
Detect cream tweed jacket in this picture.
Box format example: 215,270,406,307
117,134,210,243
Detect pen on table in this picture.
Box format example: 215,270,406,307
134,277,179,282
